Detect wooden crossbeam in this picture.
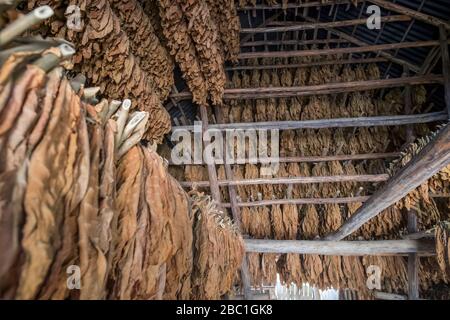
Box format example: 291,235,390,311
239,40,444,59
169,152,401,166
240,38,348,47
240,11,282,44
227,57,387,71
180,174,389,188
326,124,450,241
172,112,447,132
170,75,443,100
369,0,450,30
244,239,436,256
222,196,370,208
241,15,410,33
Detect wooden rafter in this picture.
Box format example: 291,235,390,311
368,0,450,30
240,11,282,45
299,14,421,72
326,124,450,241
244,239,435,256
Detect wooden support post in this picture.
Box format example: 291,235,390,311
214,107,253,300
407,210,420,300
199,106,222,208
326,124,450,241
440,26,450,120
244,239,435,256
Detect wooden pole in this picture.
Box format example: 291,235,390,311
407,210,420,300
199,106,222,208
240,38,348,47
226,57,387,71
222,196,370,208
180,174,389,188
244,239,436,256
169,152,401,166
440,26,450,120
170,75,444,100
172,112,447,132
326,124,450,241
214,107,253,300
241,15,410,33
238,40,443,59
240,11,282,45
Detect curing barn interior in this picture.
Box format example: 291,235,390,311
1,0,450,301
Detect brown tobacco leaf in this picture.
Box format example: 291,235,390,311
18,79,90,299
158,0,208,105
111,0,174,100
190,191,243,299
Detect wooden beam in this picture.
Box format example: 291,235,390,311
199,105,222,207
180,174,389,188
241,15,411,33
237,0,353,11
407,210,420,300
172,112,447,132
326,124,450,241
226,57,388,71
170,75,444,100
239,40,443,60
169,152,401,166
222,196,370,208
214,106,253,300
240,38,348,47
369,0,450,30
244,239,436,256
300,14,421,72
240,11,282,45
440,26,450,120
374,291,407,301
